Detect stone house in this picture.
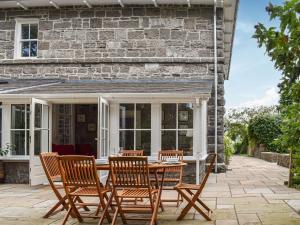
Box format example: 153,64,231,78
0,0,238,185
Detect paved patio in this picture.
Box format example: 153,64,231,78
0,155,300,225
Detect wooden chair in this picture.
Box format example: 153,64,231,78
157,150,184,206
109,156,160,225
58,155,113,225
40,152,88,218
174,153,216,221
40,152,69,218
120,150,144,156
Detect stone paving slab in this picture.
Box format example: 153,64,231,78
0,156,300,225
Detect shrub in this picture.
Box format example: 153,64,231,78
248,115,283,152
224,134,234,165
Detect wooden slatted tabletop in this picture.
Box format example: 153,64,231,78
96,162,187,171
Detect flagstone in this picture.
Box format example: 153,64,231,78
258,212,300,225
237,213,261,225
0,156,299,225
235,203,291,213
217,197,267,205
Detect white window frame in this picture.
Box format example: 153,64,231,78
161,103,194,155
14,18,39,59
119,103,151,154
0,105,2,150
10,104,30,156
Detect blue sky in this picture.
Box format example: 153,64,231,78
225,0,284,108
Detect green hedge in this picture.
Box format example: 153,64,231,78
248,115,283,153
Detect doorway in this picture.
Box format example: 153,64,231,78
52,104,98,157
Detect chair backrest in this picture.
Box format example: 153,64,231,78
158,150,184,161
40,152,61,182
198,153,216,192
58,155,100,189
109,156,150,189
158,150,184,173
121,150,144,156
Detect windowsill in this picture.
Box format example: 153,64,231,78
0,156,29,162
184,154,208,162
14,57,38,60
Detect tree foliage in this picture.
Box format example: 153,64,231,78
225,106,278,154
224,134,234,165
253,0,300,187
248,115,283,153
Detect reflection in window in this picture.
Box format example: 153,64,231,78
10,104,30,155
119,104,151,155
161,103,193,156
19,23,38,58
0,107,2,148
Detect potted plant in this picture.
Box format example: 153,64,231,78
0,143,12,183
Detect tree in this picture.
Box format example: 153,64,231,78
253,0,300,187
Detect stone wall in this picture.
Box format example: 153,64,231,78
259,152,290,168
4,161,29,184
277,154,290,168
183,161,205,183
261,152,278,163
0,5,223,61
253,144,267,159
0,5,226,168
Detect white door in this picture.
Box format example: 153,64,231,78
30,98,51,186
98,97,110,158
98,97,110,183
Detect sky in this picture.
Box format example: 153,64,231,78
225,0,284,109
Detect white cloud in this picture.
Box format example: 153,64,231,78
239,87,279,108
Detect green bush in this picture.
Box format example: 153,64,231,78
224,134,234,165
248,115,283,152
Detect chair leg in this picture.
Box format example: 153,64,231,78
175,188,211,221
76,196,90,211
150,192,160,225
68,196,83,223
186,189,211,211
99,193,112,223
43,195,69,218
111,205,119,225
98,192,114,225
61,206,72,225
110,190,127,225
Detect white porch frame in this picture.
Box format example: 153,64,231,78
0,94,208,162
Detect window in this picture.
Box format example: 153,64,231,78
161,103,193,156
10,104,30,155
119,104,151,155
14,19,38,58
0,106,2,149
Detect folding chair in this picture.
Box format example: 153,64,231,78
109,156,160,225
174,153,216,221
40,153,89,218
157,150,184,206
58,155,113,225
120,150,144,156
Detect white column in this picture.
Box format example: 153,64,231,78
194,99,201,185
109,103,119,155
151,103,161,158
193,99,201,157
2,104,10,152
200,100,208,156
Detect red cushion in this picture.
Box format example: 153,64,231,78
52,144,76,155
77,144,96,157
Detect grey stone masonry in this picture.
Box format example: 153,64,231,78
0,5,226,167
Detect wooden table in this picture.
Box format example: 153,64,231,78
96,162,186,225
